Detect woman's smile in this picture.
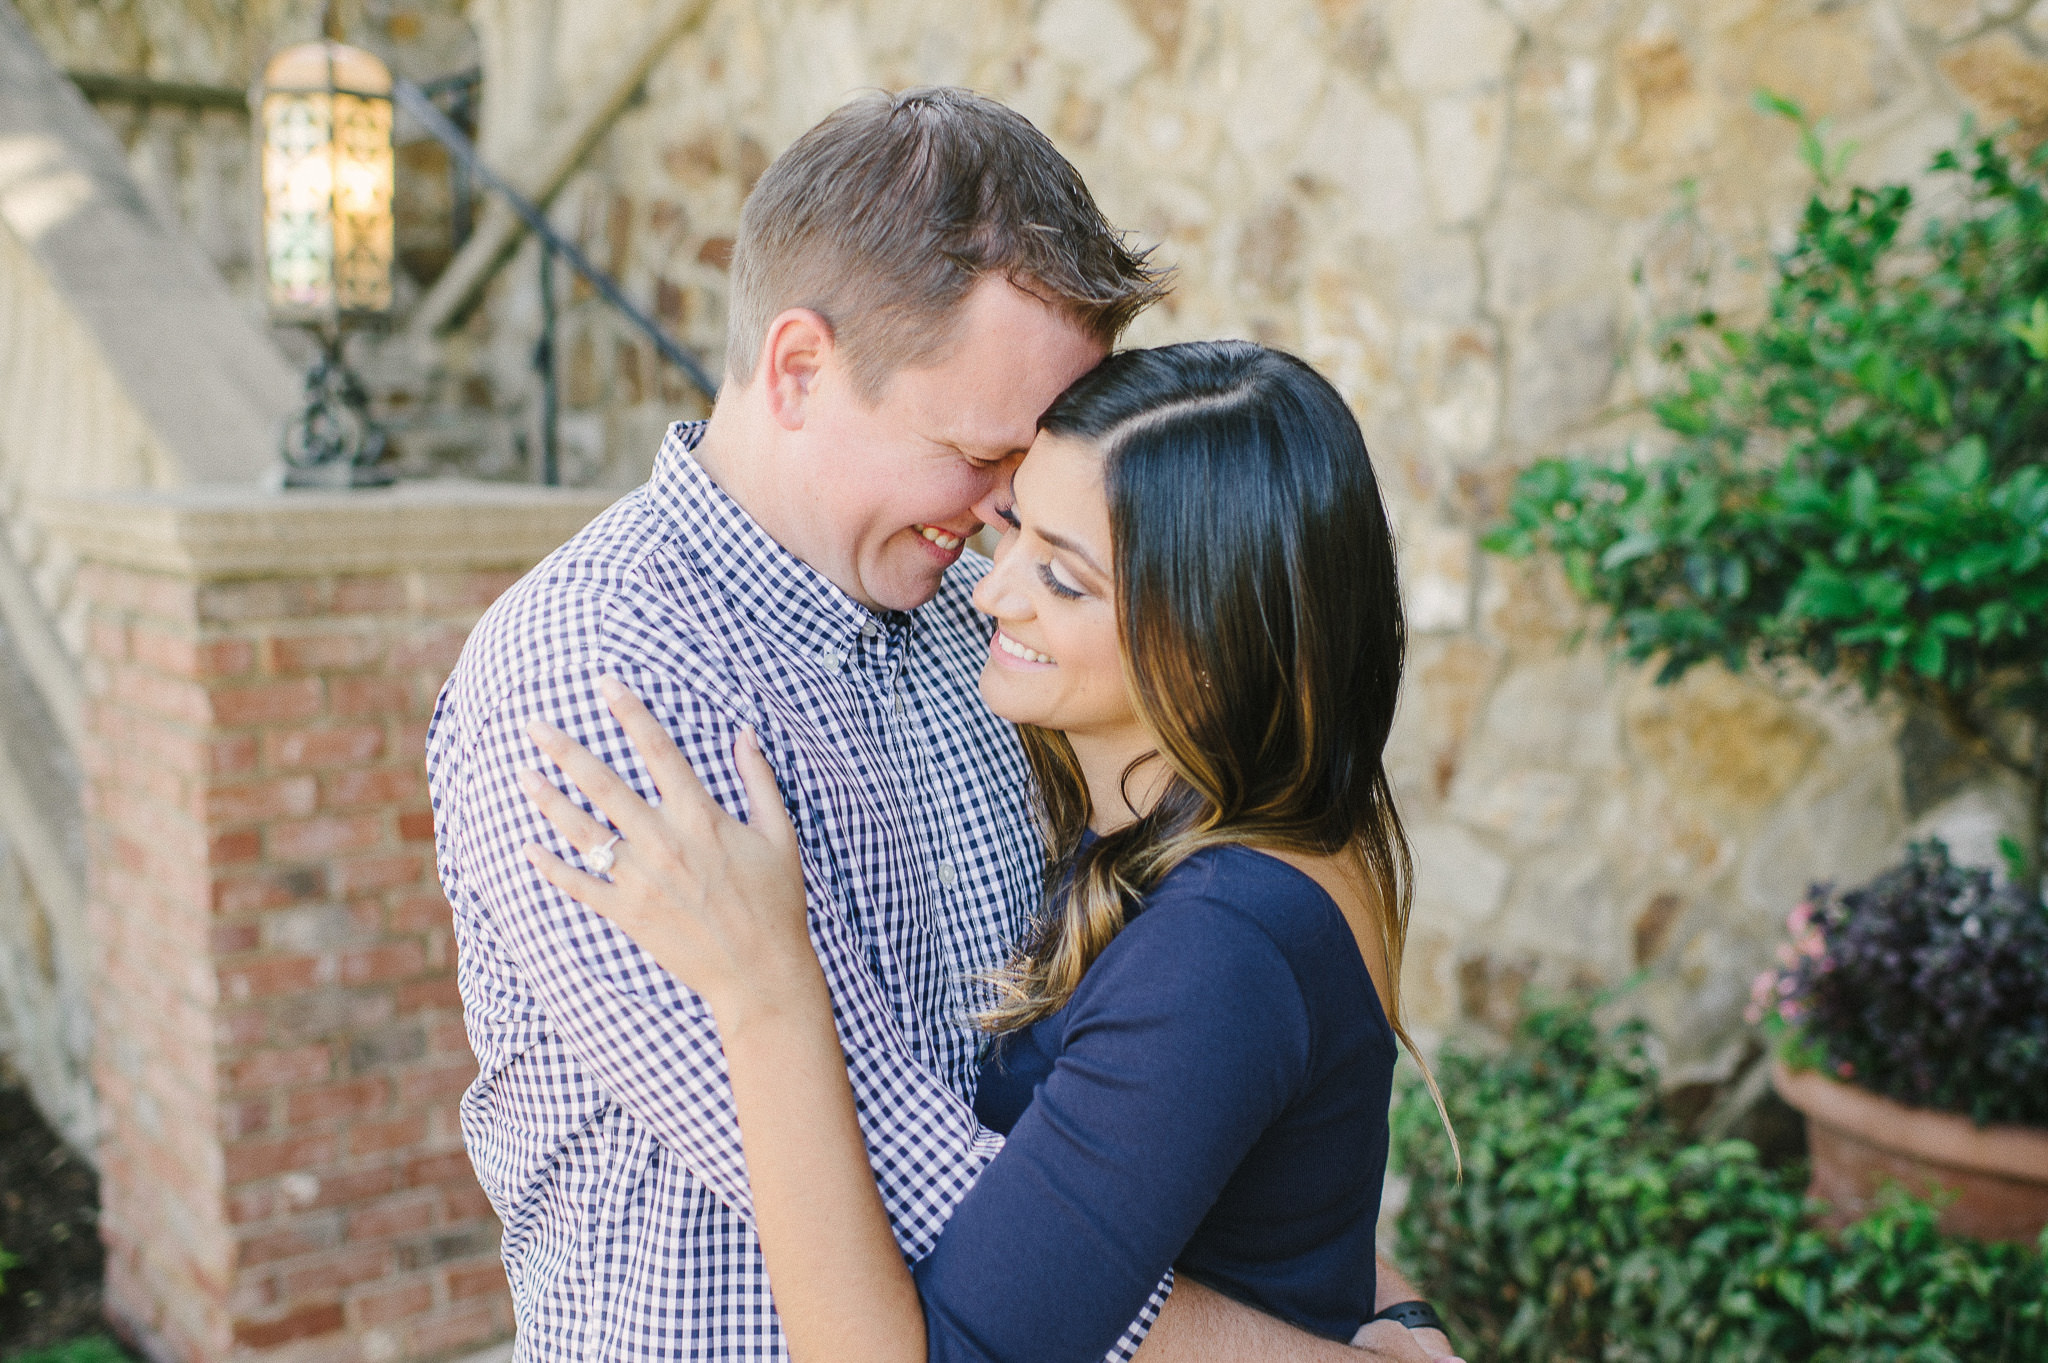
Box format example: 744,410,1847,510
991,628,1055,666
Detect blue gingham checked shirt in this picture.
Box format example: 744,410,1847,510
427,422,1162,1362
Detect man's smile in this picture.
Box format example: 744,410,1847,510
910,523,969,567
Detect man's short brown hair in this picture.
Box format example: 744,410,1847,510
724,87,1169,396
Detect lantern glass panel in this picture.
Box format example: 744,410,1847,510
333,93,395,312
262,90,336,313
257,41,395,324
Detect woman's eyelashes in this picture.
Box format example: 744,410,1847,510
1036,560,1086,601
995,504,1021,529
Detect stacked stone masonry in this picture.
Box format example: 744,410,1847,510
61,486,614,1363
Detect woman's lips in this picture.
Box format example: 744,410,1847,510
990,628,1055,667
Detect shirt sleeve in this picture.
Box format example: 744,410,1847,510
910,888,1312,1363
439,652,1002,1256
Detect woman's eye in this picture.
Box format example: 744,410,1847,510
1036,560,1085,601
996,504,1021,530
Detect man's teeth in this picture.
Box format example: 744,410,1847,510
996,632,1054,665
917,525,963,551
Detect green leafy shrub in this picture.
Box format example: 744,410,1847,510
1,1338,132,1363
1390,1000,2048,1362
1483,106,2048,898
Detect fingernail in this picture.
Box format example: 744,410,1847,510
740,725,759,751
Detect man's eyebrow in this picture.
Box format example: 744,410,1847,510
933,423,1033,461
961,439,1035,462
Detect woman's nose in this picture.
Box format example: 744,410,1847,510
971,536,1032,619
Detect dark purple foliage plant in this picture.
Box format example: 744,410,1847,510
1751,841,2048,1126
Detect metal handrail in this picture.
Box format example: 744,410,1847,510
393,77,719,406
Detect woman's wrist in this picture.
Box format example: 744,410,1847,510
707,956,836,1040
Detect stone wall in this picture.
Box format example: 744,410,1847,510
12,0,2046,1077
434,0,2048,1075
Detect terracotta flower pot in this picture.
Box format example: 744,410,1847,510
1772,1060,2048,1242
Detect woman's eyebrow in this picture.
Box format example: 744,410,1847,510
1035,527,1107,578
1010,487,1109,578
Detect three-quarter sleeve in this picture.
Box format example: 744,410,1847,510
912,888,1313,1363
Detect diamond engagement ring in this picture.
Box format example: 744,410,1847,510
587,833,623,876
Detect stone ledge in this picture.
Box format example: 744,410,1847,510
41,481,619,579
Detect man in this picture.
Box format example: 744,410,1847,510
428,86,1453,1362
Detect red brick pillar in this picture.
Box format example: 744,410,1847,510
53,485,612,1363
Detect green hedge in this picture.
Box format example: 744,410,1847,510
1389,1003,2048,1362
1,1340,130,1363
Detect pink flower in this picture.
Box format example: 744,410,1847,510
1787,901,1813,935
1836,1060,1855,1080
1779,999,1805,1022
1746,970,1778,1025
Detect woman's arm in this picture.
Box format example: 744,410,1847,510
720,968,927,1363
520,678,927,1363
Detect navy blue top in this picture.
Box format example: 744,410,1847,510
909,843,1397,1363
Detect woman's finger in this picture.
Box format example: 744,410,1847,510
516,767,617,855
733,728,797,850
523,841,619,913
525,719,670,848
598,678,726,830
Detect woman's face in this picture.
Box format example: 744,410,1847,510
970,433,1143,751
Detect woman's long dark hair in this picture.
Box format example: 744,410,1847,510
985,341,1452,1146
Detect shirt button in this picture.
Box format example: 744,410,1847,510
938,861,957,887
861,621,880,639
819,648,845,668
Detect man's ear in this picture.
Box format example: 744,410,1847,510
759,309,834,432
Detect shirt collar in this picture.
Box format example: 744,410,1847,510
649,421,911,672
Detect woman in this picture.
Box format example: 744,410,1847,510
516,342,1454,1362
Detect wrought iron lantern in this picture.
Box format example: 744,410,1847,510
256,33,397,487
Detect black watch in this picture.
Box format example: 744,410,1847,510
1371,1299,1446,1333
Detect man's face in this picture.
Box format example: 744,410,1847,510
791,278,1106,612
